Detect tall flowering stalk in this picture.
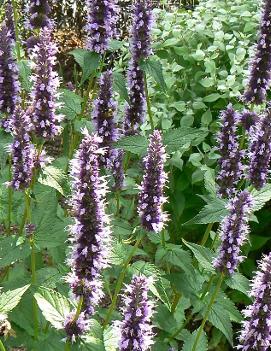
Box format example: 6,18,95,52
5,0,16,41
240,110,259,131
118,275,154,351
138,130,168,233
216,105,243,198
26,0,51,30
238,253,271,351
85,0,118,53
248,110,271,189
0,24,20,115
124,0,154,135
29,27,62,139
67,130,111,317
92,70,118,166
9,106,35,191
243,0,271,104
213,190,253,275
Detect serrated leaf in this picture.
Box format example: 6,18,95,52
216,293,243,323
18,60,32,92
225,272,250,296
163,128,208,153
113,72,129,101
0,285,30,313
182,328,208,351
38,165,66,195
140,58,167,91
208,302,233,345
103,325,119,351
0,236,31,268
34,287,71,330
183,240,215,272
114,135,148,155
251,184,271,211
185,198,228,225
59,89,83,120
69,49,100,85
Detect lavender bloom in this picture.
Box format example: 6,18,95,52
248,110,271,189
111,149,124,191
29,27,62,139
10,106,35,191
118,275,154,351
240,110,260,131
0,25,20,115
243,0,271,104
64,311,89,342
85,0,118,54
138,130,168,233
124,0,154,135
67,130,111,316
213,190,253,275
5,0,16,41
27,0,51,30
238,253,271,351
216,105,243,198
92,70,118,167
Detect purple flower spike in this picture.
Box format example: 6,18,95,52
240,110,260,131
111,149,124,191
29,27,62,139
64,311,89,342
5,0,16,41
216,105,243,198
26,0,51,30
248,110,271,189
92,70,118,167
243,0,271,104
0,25,20,115
67,130,111,316
85,0,119,54
130,0,154,61
238,253,271,351
10,106,35,191
118,275,155,351
124,0,154,135
138,130,168,233
213,190,253,275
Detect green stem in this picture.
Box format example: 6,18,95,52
7,156,13,235
144,73,155,131
0,340,6,351
103,236,142,327
161,229,166,249
115,191,120,217
64,341,71,351
11,0,21,60
74,296,84,322
200,222,213,246
191,272,224,351
31,239,39,339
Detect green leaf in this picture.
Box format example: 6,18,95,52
140,58,167,92
203,93,222,102
0,285,30,313
185,198,228,225
38,165,66,195
183,240,215,272
182,328,208,351
225,272,250,296
34,287,71,330
163,128,208,153
113,72,129,101
251,184,271,211
207,302,233,345
69,49,100,85
103,325,119,351
59,89,83,120
0,236,31,268
18,60,32,92
114,135,148,155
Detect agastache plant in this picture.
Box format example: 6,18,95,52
5,0,16,41
85,0,118,53
243,0,271,104
9,106,35,191
0,24,20,115
138,130,168,233
248,110,271,189
118,275,155,351
27,0,51,30
64,311,89,342
67,130,111,318
240,110,259,131
124,0,154,135
92,70,118,167
29,27,62,139
238,252,271,351
216,105,243,198
213,190,253,275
